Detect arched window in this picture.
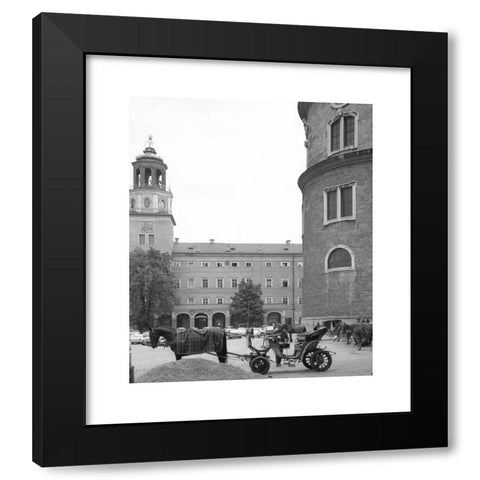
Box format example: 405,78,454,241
325,246,354,272
130,198,135,209
156,169,163,188
144,197,151,208
145,168,152,187
136,168,141,187
327,112,358,155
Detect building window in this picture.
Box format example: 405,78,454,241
281,262,290,267
139,234,145,245
344,115,355,147
245,262,253,267
331,117,341,152
324,182,356,224
243,278,252,284
265,262,272,267
202,298,209,305
297,261,303,267
187,262,195,267
148,234,155,245
216,298,224,305
217,278,224,289
231,278,238,288
265,278,273,288
231,262,239,267
172,261,181,267
325,245,355,272
174,279,180,288
327,113,359,155
216,261,224,267
282,297,289,305
130,198,135,209
201,262,209,267
297,278,303,287
298,297,303,304
187,298,195,305
144,197,151,208
282,279,289,288
265,297,273,305
187,278,194,288
202,278,209,288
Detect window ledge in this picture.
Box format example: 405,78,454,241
325,267,355,273
324,216,356,226
328,146,358,157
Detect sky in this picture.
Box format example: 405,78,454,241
130,97,307,244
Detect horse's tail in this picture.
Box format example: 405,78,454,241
220,331,228,363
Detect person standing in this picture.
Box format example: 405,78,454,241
274,324,290,367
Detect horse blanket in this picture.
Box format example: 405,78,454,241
176,327,224,355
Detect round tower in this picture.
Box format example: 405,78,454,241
297,103,372,328
129,135,175,253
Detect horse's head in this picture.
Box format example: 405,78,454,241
149,325,175,348
149,327,162,349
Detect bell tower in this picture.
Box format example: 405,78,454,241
129,135,175,253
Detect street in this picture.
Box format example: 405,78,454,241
131,334,372,381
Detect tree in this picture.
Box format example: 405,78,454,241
130,248,177,331
229,280,264,327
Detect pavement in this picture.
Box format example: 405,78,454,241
131,334,372,380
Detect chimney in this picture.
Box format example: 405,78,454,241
209,239,215,243
286,240,291,245
175,237,179,243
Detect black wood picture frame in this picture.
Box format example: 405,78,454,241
33,13,448,467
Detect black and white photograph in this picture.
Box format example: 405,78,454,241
129,99,373,383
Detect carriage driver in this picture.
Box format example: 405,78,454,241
273,324,290,367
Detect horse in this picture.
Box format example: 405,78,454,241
149,325,228,363
352,322,372,350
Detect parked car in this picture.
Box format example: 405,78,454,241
225,327,242,339
142,331,151,345
129,330,143,344
237,327,247,336
260,325,275,336
252,327,262,337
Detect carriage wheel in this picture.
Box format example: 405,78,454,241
250,356,270,375
302,350,316,369
310,350,332,372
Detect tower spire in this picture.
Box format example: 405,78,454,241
143,134,157,154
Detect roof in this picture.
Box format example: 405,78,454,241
172,242,302,255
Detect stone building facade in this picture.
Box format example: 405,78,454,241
130,137,303,329
297,103,372,328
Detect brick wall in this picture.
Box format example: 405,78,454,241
299,102,372,323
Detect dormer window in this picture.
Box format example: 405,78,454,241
327,112,358,155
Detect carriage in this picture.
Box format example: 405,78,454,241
242,326,334,375
148,325,334,375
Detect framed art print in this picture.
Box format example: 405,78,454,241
33,13,447,466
